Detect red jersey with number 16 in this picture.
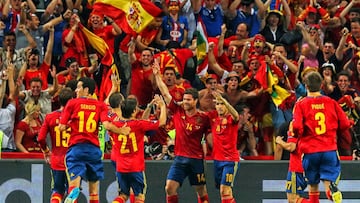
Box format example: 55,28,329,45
60,98,110,147
38,110,70,170
292,95,351,154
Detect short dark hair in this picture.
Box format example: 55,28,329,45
4,32,16,41
336,70,351,81
79,77,96,94
184,88,199,100
30,77,43,86
109,92,124,108
163,67,176,74
59,87,73,107
121,98,138,119
305,71,323,92
235,103,249,114
65,79,78,92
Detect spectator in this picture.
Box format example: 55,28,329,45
15,100,42,153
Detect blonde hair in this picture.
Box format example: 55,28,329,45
25,101,40,115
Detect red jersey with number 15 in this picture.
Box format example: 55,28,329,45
292,95,351,154
169,100,210,159
38,110,70,170
113,120,160,172
60,98,110,147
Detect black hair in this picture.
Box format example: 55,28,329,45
59,87,73,107
121,98,138,119
79,77,96,94
30,77,43,86
65,79,78,92
184,88,199,100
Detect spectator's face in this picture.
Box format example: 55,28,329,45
227,77,239,90
267,13,280,26
351,21,360,38
68,62,80,78
337,75,350,93
206,78,217,91
90,14,103,29
248,59,260,74
3,35,16,51
30,15,40,30
235,24,248,39
11,0,21,11
168,1,180,14
204,0,216,10
182,94,197,111
232,62,245,75
30,81,41,96
163,70,176,86
28,53,39,66
141,50,153,66
239,107,251,125
323,43,335,55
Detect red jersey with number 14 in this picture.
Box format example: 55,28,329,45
60,98,109,147
113,120,160,172
38,110,70,170
292,95,351,154
169,100,210,159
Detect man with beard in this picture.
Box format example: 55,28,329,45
153,61,211,203
128,41,157,107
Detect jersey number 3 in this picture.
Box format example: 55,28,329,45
315,112,326,135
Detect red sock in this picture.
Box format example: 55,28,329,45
89,194,98,203
296,197,309,203
167,195,178,203
308,192,320,203
50,192,63,203
198,194,209,203
113,195,126,203
326,189,333,200
221,194,236,203
130,192,135,203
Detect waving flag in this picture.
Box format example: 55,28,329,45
266,65,291,106
195,19,209,77
79,24,119,101
92,0,162,34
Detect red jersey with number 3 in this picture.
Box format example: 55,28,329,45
60,98,109,147
113,120,159,172
169,100,210,159
38,110,70,170
292,95,351,154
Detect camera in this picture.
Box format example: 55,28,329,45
144,142,162,157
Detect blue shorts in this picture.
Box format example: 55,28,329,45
285,171,307,194
65,143,104,182
116,172,146,196
166,156,206,186
51,169,68,195
213,160,239,189
302,151,341,184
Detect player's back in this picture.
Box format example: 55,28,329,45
293,95,350,153
114,119,159,173
61,98,108,147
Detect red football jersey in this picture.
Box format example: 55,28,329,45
287,136,303,173
130,61,154,106
169,100,210,159
24,62,50,90
38,110,69,170
292,95,351,154
154,48,193,75
113,120,159,172
207,111,239,162
60,98,109,147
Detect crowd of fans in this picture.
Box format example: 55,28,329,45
1,0,360,160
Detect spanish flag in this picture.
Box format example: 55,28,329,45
92,0,162,34
79,24,119,101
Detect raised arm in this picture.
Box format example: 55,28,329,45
153,59,172,104
214,91,239,122
43,26,54,65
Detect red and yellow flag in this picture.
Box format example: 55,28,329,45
92,0,162,34
79,24,119,101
